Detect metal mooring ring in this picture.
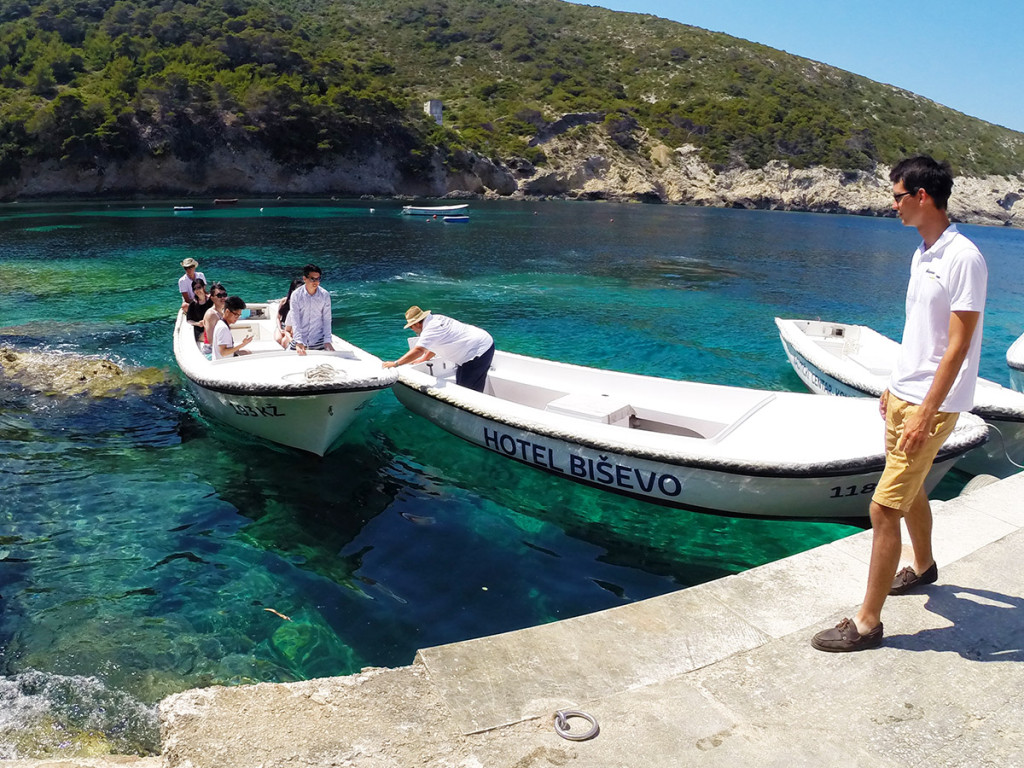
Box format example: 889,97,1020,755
553,709,599,741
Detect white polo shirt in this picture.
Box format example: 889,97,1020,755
416,313,492,365
178,271,206,301
889,224,987,413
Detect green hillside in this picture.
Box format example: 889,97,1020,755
2,0,1023,186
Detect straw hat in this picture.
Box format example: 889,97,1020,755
181,257,199,268
404,306,430,329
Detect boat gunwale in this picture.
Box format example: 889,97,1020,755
173,311,397,397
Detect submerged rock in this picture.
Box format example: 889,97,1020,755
0,347,169,397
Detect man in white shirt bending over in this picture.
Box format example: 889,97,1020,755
289,263,335,356
383,306,495,392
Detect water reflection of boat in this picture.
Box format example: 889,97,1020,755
776,318,1024,477
401,204,469,216
392,351,987,521
173,304,397,455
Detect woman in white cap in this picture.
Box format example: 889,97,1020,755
383,306,494,392
178,258,206,306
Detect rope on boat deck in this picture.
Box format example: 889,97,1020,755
553,710,599,741
305,363,344,382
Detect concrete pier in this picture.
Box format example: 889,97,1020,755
9,473,1024,767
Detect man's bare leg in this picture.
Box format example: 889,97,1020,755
854,500,902,634
902,488,934,576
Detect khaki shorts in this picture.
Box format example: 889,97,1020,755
871,394,959,512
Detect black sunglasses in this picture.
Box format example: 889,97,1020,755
214,292,227,298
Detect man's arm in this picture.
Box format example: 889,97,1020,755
291,295,307,352
321,292,335,351
383,346,435,368
898,310,980,454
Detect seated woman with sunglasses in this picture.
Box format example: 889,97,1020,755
202,283,229,354
185,279,214,342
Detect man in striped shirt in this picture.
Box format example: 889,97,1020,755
289,263,336,356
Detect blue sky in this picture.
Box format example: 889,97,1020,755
565,0,1024,134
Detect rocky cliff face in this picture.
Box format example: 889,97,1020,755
3,124,1021,228
507,123,1024,228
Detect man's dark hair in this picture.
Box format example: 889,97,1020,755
889,156,954,210
303,263,322,278
192,278,206,291
224,296,246,313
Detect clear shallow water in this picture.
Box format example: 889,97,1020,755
1,199,1022,756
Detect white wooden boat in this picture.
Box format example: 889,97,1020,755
173,304,397,455
1008,332,1024,393
776,318,1024,477
401,204,469,216
391,351,987,520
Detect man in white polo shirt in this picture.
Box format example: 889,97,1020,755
383,306,494,392
812,156,987,653
178,257,206,305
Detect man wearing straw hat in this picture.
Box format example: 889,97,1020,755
383,306,494,392
178,257,206,305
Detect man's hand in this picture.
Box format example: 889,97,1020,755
879,389,890,419
897,405,936,456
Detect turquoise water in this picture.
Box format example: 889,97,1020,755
1,199,1022,757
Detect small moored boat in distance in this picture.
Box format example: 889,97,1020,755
1008,332,1024,393
173,304,397,455
776,317,1024,477
391,350,987,520
442,215,470,223
173,205,194,212
213,198,239,205
401,204,469,216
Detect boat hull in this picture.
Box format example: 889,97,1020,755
778,319,1024,477
173,307,395,455
402,204,469,216
393,380,961,521
186,381,377,455
1008,333,1024,393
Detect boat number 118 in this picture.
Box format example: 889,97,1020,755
829,483,876,498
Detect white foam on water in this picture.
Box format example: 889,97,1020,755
0,670,159,759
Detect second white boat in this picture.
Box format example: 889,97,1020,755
392,351,987,521
776,317,1024,477
1008,332,1024,393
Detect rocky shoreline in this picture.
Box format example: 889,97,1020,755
3,130,1021,228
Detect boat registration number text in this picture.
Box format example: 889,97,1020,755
229,402,285,418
